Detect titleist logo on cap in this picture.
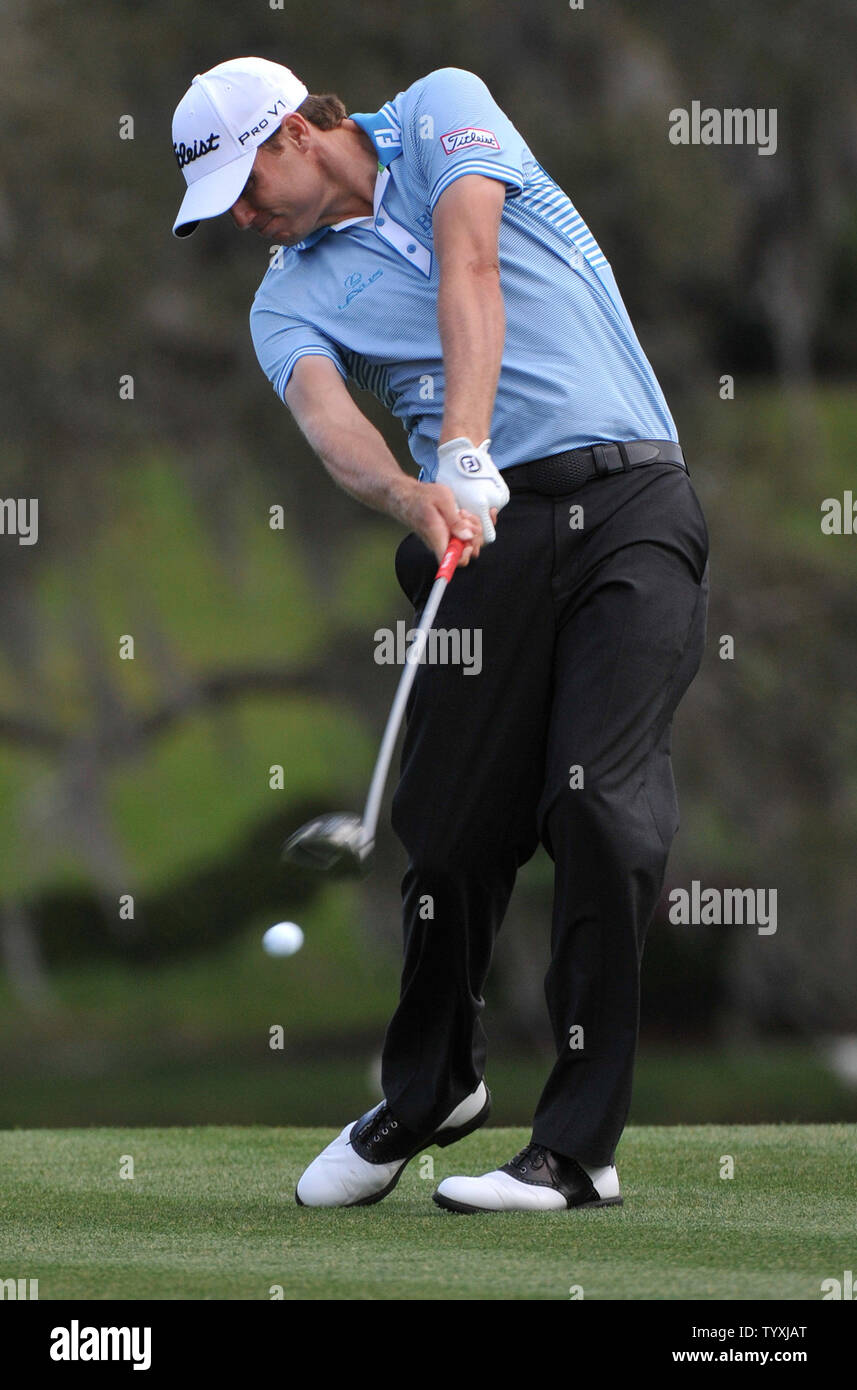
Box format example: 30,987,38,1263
174,132,221,170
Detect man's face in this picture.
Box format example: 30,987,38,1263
229,116,325,246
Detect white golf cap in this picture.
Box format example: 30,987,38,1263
172,56,308,237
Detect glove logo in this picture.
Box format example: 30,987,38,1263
457,454,483,475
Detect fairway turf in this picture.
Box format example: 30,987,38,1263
0,1125,853,1300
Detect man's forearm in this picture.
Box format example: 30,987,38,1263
294,400,486,563
296,406,416,522
437,263,505,446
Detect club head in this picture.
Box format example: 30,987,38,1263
282,812,374,877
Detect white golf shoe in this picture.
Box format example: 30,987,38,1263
433,1140,622,1213
295,1080,491,1208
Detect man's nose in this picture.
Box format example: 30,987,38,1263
230,198,256,231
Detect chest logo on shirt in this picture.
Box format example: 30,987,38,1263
337,268,384,311
440,127,500,155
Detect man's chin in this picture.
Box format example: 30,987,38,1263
265,229,300,247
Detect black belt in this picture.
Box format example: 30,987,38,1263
502,439,688,495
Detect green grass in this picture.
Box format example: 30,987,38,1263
0,1125,853,1300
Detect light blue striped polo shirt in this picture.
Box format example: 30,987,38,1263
250,66,678,479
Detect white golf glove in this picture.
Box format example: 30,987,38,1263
434,436,510,544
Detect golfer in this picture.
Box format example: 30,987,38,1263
172,57,710,1212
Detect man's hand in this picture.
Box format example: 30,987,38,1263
434,436,510,544
389,476,498,568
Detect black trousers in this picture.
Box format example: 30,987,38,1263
382,460,710,1167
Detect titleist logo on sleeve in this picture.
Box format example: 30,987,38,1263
440,127,500,155
174,132,221,170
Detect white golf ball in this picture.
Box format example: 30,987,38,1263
262,921,305,957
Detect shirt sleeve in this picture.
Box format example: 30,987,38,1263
250,293,348,402
401,67,528,215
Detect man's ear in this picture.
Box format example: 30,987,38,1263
279,111,310,151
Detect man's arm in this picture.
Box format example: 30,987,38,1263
283,355,484,564
433,174,506,447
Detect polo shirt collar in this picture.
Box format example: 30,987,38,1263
348,110,403,167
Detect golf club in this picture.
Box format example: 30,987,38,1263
282,534,465,876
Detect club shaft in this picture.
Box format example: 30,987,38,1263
360,540,463,843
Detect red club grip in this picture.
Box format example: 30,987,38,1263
435,536,465,582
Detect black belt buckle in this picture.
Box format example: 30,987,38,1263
592,442,626,477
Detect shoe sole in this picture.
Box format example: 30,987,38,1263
432,1192,624,1214
295,1087,493,1209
